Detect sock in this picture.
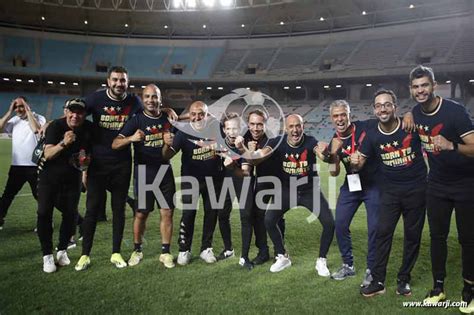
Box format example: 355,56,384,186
434,279,444,291
134,243,142,252
162,243,170,254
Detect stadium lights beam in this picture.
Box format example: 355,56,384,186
124,23,129,28
16,79,22,82
101,83,106,87
280,21,285,25
409,4,415,9
220,0,233,7
173,0,182,8
336,84,342,88
60,81,66,85
324,85,330,89
187,0,197,8
3,78,9,81
47,81,53,84
362,11,367,15
295,86,302,89
320,17,325,21
206,87,212,90
84,20,88,25
202,24,207,29
445,80,451,84
218,87,224,90
366,83,372,87
202,0,215,7
241,24,245,28
246,87,250,90
130,85,135,88
469,79,474,83
73,82,79,86
283,86,290,90
28,79,34,83
164,25,169,29
41,16,45,21
141,85,146,89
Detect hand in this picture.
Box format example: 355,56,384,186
8,100,16,114
63,130,76,146
38,121,50,138
330,138,343,154
130,129,145,142
23,102,32,114
402,112,415,133
315,141,329,155
349,151,361,167
247,141,257,152
223,156,235,168
162,107,178,122
163,131,174,146
235,136,245,151
433,135,453,151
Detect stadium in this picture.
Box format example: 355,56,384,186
0,0,473,313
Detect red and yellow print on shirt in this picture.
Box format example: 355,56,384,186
191,138,218,161
144,122,172,148
416,123,443,155
99,105,133,130
283,149,309,175
379,134,416,167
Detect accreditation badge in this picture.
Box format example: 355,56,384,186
347,173,362,192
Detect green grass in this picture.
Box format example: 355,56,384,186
0,139,465,314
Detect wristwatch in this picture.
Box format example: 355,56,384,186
59,140,66,148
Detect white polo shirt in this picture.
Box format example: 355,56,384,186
4,113,46,166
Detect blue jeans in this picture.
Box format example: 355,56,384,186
335,183,379,269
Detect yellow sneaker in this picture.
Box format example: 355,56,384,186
75,255,91,271
460,286,474,314
423,288,446,304
110,253,127,269
159,253,175,269
128,251,143,267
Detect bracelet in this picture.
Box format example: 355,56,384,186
59,140,67,148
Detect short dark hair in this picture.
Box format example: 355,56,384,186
409,65,435,85
373,89,397,106
221,112,240,126
246,109,267,122
107,66,128,78
16,95,28,103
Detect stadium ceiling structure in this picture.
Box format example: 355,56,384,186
0,0,472,39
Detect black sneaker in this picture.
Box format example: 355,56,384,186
460,285,474,314
252,251,270,265
239,257,254,270
217,249,235,261
396,280,412,296
360,281,386,297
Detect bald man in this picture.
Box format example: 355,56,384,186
163,101,225,265
253,114,335,273
111,84,176,268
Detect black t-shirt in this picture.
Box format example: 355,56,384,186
85,89,142,161
244,130,278,178
412,97,474,185
359,118,427,188
171,120,224,181
268,134,318,191
119,111,173,166
42,117,93,177
331,119,378,187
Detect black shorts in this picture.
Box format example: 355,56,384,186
133,164,175,213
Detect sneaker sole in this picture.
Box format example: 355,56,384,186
270,262,292,273
331,274,356,281
396,290,412,296
362,288,386,297
111,262,127,269
75,264,90,271
159,258,175,269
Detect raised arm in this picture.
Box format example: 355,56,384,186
112,129,145,150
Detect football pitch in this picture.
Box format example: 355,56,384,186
0,139,463,314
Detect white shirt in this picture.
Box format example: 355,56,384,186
4,113,46,166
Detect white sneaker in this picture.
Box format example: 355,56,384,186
315,257,330,277
200,248,217,264
270,254,292,273
56,250,70,266
177,250,192,266
43,254,57,273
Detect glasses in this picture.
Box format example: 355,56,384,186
373,102,394,110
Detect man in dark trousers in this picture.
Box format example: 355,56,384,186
409,66,474,313
353,89,427,297
75,66,143,271
0,96,45,230
37,99,92,273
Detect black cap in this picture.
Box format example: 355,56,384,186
64,98,86,111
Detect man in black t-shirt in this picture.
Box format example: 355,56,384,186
409,66,474,312
37,99,92,273
112,84,176,269
252,114,335,273
353,89,427,297
76,66,143,271
163,101,224,265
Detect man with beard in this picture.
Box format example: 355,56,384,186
112,84,176,268
37,99,92,273
251,114,335,273
163,101,224,265
409,66,474,313
0,96,45,230
75,66,143,271
352,89,427,297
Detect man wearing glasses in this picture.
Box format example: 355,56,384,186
351,89,427,297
